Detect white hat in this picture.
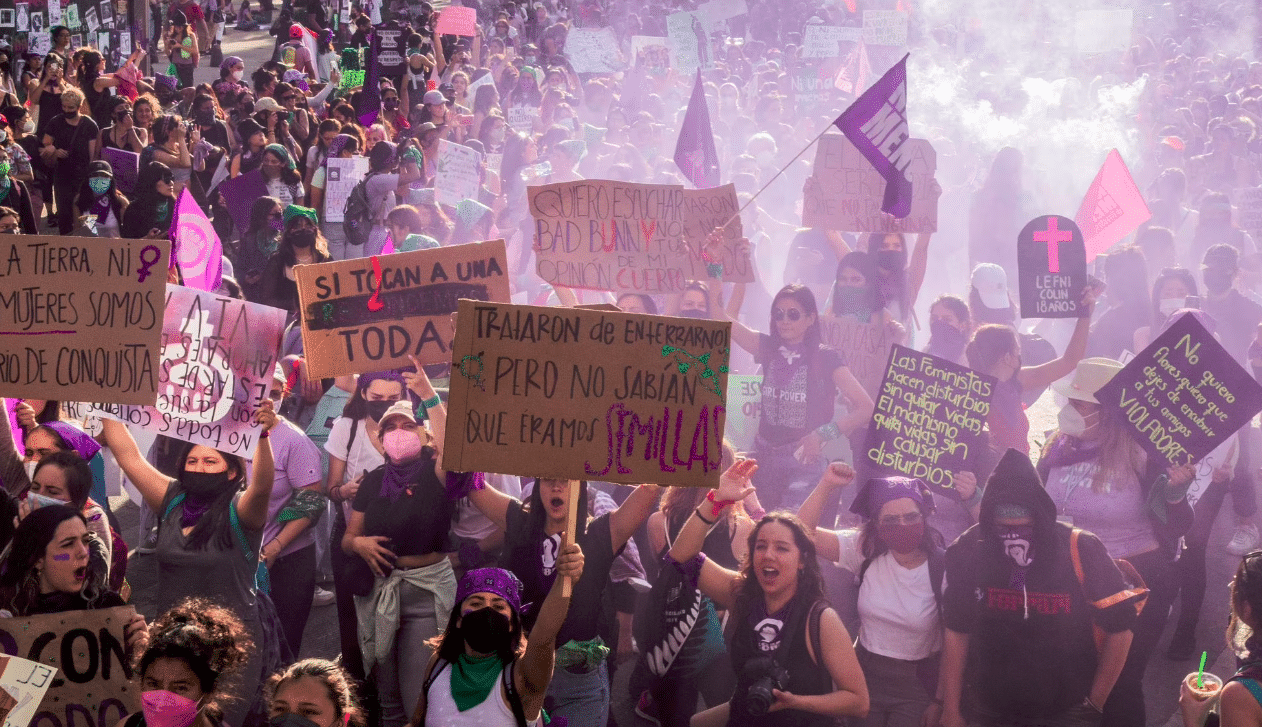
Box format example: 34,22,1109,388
255,96,283,113
971,263,1010,310
1052,357,1124,404
378,400,418,425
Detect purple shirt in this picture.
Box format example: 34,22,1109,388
264,417,324,557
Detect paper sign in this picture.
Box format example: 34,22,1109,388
295,240,511,378
101,147,138,195
697,0,747,23
435,6,475,36
506,106,539,134
803,134,940,232
373,20,406,77
0,236,168,405
679,184,752,283
29,31,50,56
666,11,712,74
434,139,482,208
1236,187,1262,230
1075,9,1133,53
90,286,285,458
15,5,27,32
631,36,671,73
63,3,78,28
218,170,268,235
84,4,97,32
1095,314,1262,466
1187,435,1237,507
0,606,140,724
46,0,59,25
863,10,907,46
171,189,223,292
1016,215,1087,319
804,25,863,58
864,345,996,489
819,314,890,398
724,374,761,452
443,299,731,487
323,157,369,223
566,27,623,74
1074,149,1151,261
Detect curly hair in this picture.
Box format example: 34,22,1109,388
265,659,362,727
140,598,252,716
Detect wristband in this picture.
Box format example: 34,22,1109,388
816,421,841,441
706,262,723,279
259,430,270,439
694,506,716,526
705,489,737,518
421,394,442,410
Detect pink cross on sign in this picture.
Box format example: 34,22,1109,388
1033,217,1074,273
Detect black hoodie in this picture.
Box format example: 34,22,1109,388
942,449,1140,719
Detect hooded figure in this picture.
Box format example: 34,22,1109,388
938,448,1142,724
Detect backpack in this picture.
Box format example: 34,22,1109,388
422,657,529,727
1068,527,1148,652
342,174,374,246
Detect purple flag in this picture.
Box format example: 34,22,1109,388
170,189,223,291
356,29,381,124
674,69,720,189
219,169,269,235
832,54,912,218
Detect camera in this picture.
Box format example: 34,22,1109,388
742,657,791,716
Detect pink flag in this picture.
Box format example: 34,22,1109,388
170,188,224,291
834,40,871,95
1074,149,1152,261
381,234,396,255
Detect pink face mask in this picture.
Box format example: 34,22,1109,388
142,690,200,727
382,428,424,462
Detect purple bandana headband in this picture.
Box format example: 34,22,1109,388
456,567,525,613
43,421,102,462
357,369,408,392
326,133,356,162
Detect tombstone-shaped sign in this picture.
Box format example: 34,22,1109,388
1017,215,1087,318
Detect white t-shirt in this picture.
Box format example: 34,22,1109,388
454,472,522,540
835,529,942,661
324,415,385,517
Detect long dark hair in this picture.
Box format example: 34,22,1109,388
865,232,908,311
340,372,409,421
857,499,944,560
429,597,526,667
735,514,824,614
524,479,590,542
77,50,102,89
832,251,885,318
0,505,86,615
769,284,822,349
1149,266,1199,330
247,195,282,234
168,441,246,551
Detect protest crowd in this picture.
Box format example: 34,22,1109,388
9,0,1262,726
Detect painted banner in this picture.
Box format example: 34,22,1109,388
101,147,139,196
1075,9,1133,53
89,285,286,458
1074,149,1151,261
323,157,369,224
219,170,268,235
1016,215,1088,319
803,25,863,58
803,133,939,232
1095,314,1262,466
373,20,406,77
863,10,907,46
1236,187,1262,230
434,139,482,208
443,300,732,487
724,374,761,453
864,345,996,489
295,240,511,378
0,606,140,726
565,27,623,74
170,189,223,292
0,236,169,404
832,55,914,219
819,314,891,398
435,6,475,36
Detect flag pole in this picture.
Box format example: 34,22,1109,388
715,123,834,233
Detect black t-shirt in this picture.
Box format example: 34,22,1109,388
755,333,845,446
1203,289,1262,365
502,501,621,644
352,454,455,557
44,114,100,172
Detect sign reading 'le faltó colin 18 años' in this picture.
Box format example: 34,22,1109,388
443,300,732,488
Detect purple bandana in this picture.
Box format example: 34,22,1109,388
456,567,524,613
43,421,101,462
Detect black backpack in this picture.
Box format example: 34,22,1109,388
342,174,374,246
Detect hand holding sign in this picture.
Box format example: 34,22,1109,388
255,398,277,432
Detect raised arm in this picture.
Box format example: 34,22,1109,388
403,354,445,472
668,459,756,610
906,232,931,311
0,400,28,495
235,399,277,531
516,541,583,721
797,462,855,563
609,483,661,551
98,418,172,511
1019,285,1098,391
468,485,516,532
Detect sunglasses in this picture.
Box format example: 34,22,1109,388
771,308,803,322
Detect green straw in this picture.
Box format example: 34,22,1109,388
1199,651,1207,689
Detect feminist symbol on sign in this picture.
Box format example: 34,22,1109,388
458,353,486,391
136,244,161,282
1033,217,1073,274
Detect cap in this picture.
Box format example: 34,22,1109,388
236,117,264,140
378,400,418,426
414,121,438,134
255,96,283,112
970,263,1010,310
87,160,112,177
423,90,446,105
438,82,455,94
290,23,305,39
1052,357,1124,404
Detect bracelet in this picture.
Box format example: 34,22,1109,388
816,421,841,441
706,262,724,279
259,430,270,439
694,506,716,526
420,394,441,410
330,483,343,501
705,489,736,518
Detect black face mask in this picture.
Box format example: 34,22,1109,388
289,228,317,248
384,98,399,111
195,109,216,126
461,607,512,654
928,318,967,358
875,248,906,272
62,109,78,120
1204,268,1234,294
268,713,322,727
182,470,233,496
365,399,393,422
677,308,708,319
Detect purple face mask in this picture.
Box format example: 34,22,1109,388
269,215,284,232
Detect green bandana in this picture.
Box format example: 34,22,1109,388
450,653,503,712
284,204,319,227
266,143,297,170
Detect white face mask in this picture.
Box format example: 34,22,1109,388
1057,404,1099,438
24,460,36,481
230,69,243,82
1159,296,1186,317
21,120,33,134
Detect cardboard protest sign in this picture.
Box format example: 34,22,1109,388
1186,435,1238,508
1016,215,1087,318
0,236,168,405
1075,9,1133,53
296,240,510,378
15,4,26,32
218,170,268,235
323,157,369,223
0,606,140,725
444,299,731,487
565,27,623,73
101,147,138,195
803,25,863,58
631,36,671,73
666,11,712,74
724,374,761,452
819,314,891,397
679,184,752,283
1236,187,1262,230
435,6,475,36
862,10,907,46
434,139,482,208
506,106,539,134
864,345,996,489
1074,149,1151,261
1095,314,1262,466
803,133,940,232
89,285,285,458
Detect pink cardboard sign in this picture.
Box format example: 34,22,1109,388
436,6,476,36
1074,149,1152,261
